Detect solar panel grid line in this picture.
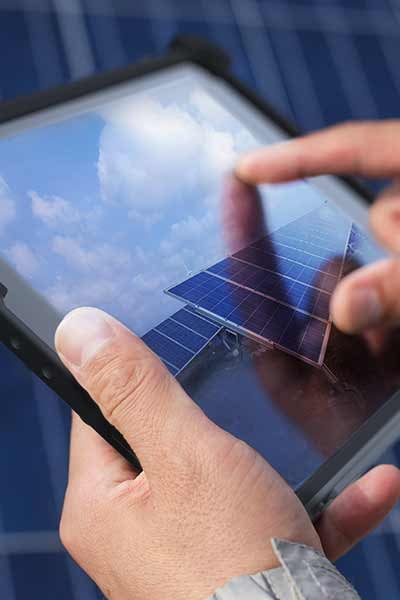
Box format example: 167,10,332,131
53,0,96,79
154,321,206,354
249,239,341,275
149,347,180,374
231,251,337,296
259,210,351,254
313,4,379,120
1,2,400,598
260,0,326,131
142,308,223,376
230,308,326,366
228,0,294,118
198,268,330,323
168,315,210,341
172,307,222,335
167,280,327,366
142,329,191,371
244,239,340,273
258,1,399,35
375,23,400,100
275,323,314,364
83,0,127,69
30,379,95,600
2,0,398,33
276,220,349,241
0,531,62,556
0,507,16,600
21,0,66,90
264,234,347,258
186,301,278,349
166,205,351,366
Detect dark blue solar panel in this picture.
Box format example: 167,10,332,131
168,268,328,365
171,309,220,338
165,206,347,365
168,276,328,364
142,308,223,375
155,319,206,353
142,330,192,370
183,305,216,322
10,554,74,600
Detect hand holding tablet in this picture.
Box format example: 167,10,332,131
55,305,400,599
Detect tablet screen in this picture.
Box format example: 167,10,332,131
0,64,398,488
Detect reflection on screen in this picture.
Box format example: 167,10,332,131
0,68,397,488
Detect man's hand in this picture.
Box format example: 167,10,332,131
236,120,400,334
56,307,400,600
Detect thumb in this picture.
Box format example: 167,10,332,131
55,307,211,482
331,258,400,333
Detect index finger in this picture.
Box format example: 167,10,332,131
236,120,400,184
222,174,266,253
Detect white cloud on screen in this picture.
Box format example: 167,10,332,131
36,89,244,329
6,242,40,278
40,84,324,335
96,89,253,223
30,191,81,226
0,176,16,232
52,235,132,273
47,234,180,334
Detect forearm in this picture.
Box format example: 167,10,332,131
208,539,360,600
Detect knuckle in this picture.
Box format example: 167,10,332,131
209,433,259,480
84,342,170,423
219,437,258,473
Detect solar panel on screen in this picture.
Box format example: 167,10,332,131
142,307,222,376
166,205,352,367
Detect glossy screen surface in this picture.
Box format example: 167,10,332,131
0,65,397,488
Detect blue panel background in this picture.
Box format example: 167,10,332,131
0,0,399,597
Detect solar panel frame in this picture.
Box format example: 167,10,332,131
167,274,329,366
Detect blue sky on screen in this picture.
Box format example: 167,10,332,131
0,75,325,336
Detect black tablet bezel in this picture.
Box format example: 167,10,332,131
1,35,397,518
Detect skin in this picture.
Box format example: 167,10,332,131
236,120,400,334
57,120,400,600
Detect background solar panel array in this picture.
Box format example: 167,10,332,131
1,1,400,598
142,307,222,376
167,205,350,365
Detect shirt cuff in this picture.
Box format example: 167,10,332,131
207,538,361,600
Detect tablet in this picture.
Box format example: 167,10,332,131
0,38,399,518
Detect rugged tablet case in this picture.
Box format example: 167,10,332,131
2,35,396,521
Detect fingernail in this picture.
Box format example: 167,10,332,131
55,307,115,368
349,288,383,331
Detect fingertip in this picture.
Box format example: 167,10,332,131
236,142,293,183
358,464,400,507
370,194,400,254
235,153,259,183
55,307,116,369
331,282,383,334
